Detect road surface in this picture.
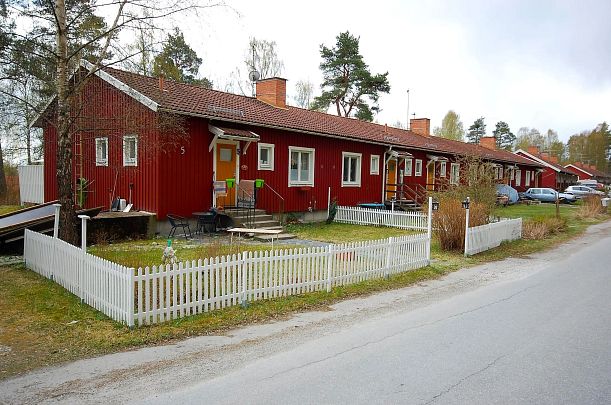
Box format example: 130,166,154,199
2,221,610,404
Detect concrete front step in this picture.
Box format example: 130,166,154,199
230,214,274,222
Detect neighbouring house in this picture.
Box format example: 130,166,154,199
33,62,543,228
514,147,578,191
564,162,611,185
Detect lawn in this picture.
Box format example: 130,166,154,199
0,205,23,216
1,202,608,378
493,202,577,220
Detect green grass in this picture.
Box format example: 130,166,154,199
493,202,577,220
1,204,608,378
90,238,303,268
285,222,418,243
0,205,23,216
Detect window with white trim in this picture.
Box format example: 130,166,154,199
342,152,362,186
510,168,515,181
370,155,380,175
440,161,446,177
405,158,413,176
450,163,460,185
415,159,423,176
289,146,315,186
258,143,275,170
95,137,108,166
123,135,138,166
525,170,531,186
515,169,522,186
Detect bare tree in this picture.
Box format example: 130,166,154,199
294,80,313,109
232,37,284,96
2,0,224,244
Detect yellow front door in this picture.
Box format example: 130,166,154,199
427,162,435,191
386,159,397,200
215,143,237,207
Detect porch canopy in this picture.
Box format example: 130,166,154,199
426,154,449,162
208,124,260,154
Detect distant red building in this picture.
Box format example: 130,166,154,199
564,163,611,184
515,147,577,191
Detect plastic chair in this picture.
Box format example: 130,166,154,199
167,214,192,239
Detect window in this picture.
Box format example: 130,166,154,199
289,146,315,186
404,158,412,176
342,152,362,186
510,168,515,181
450,163,460,185
499,166,503,179
95,137,108,166
440,161,446,177
123,135,138,166
415,159,422,176
258,143,275,170
525,170,531,186
515,169,522,186
370,155,380,175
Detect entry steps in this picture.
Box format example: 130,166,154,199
222,208,295,241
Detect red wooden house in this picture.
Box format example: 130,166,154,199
36,62,542,225
514,147,577,191
564,163,611,184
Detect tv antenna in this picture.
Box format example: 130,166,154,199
249,45,260,97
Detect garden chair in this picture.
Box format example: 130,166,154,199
167,214,192,239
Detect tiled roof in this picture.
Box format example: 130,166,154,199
515,150,576,175
103,66,542,168
566,163,611,179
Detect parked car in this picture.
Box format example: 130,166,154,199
520,188,577,203
564,185,606,199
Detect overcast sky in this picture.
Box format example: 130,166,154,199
179,0,611,142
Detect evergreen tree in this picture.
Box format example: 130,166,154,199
153,28,211,87
492,121,515,150
467,117,486,144
311,31,390,122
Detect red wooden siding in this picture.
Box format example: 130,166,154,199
43,75,160,214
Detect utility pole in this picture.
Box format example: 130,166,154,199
406,89,410,130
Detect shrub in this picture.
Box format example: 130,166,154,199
522,215,567,240
433,197,489,251
576,195,606,219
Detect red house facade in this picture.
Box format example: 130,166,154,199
38,63,543,221
515,147,577,191
564,163,611,184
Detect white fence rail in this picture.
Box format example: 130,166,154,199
335,206,428,230
465,218,522,256
24,231,430,327
17,165,44,204
24,230,134,326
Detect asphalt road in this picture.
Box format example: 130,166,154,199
147,225,611,405
2,222,610,404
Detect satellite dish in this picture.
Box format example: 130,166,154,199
249,70,260,82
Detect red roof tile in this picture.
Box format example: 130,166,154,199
103,67,542,168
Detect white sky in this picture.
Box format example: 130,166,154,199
164,0,610,141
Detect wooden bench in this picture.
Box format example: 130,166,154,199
227,227,283,249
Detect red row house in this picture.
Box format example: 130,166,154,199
36,62,543,225
564,162,611,184
515,146,578,191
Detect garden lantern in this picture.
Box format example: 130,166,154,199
431,199,440,211
462,197,470,209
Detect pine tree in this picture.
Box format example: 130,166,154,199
467,117,486,144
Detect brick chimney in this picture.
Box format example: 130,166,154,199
589,164,597,170
541,152,549,160
255,77,287,109
410,118,430,136
480,136,496,150
527,145,540,156
549,155,559,164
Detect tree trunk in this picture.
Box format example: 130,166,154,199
55,0,78,244
0,140,7,202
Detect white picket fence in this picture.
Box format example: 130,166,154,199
465,218,522,256
17,165,44,204
24,231,430,327
24,230,135,326
334,206,428,230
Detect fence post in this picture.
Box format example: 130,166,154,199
241,252,249,308
78,215,90,301
326,245,334,292
127,267,135,328
427,197,433,263
463,197,470,257
385,237,393,279
53,203,61,238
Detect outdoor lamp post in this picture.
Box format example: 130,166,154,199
462,197,470,210
462,197,470,257
432,199,440,211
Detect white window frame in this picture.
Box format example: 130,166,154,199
95,137,108,167
525,170,531,186
440,161,446,177
123,135,138,167
370,154,380,175
257,143,275,171
450,163,460,185
342,152,362,187
510,167,515,181
415,159,423,176
404,158,413,176
516,169,522,186
288,146,315,187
